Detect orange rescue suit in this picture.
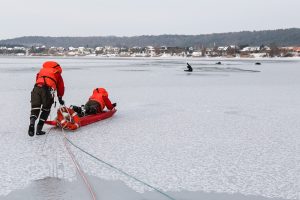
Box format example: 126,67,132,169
35,61,64,97
89,88,114,111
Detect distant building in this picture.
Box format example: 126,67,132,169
241,46,261,53
192,51,202,57
145,46,156,56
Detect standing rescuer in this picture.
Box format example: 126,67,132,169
28,61,65,136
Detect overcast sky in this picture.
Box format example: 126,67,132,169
0,0,299,39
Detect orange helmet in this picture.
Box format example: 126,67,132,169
43,61,62,74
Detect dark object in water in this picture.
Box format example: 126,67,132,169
216,61,221,65
184,62,193,72
255,62,261,65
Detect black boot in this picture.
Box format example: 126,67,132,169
36,124,46,136
71,105,84,116
28,124,35,137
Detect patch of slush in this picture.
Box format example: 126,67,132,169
2,176,291,200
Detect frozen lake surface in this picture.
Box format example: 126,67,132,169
0,57,299,200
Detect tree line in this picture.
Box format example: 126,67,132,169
0,28,299,48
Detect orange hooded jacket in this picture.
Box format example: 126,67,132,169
36,61,65,97
89,88,114,111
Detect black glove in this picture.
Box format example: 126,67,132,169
58,97,65,105
112,103,117,108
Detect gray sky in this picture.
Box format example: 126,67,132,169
0,0,299,39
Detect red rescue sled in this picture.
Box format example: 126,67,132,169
45,106,117,130
80,109,117,126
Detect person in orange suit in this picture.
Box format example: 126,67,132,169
28,61,65,136
71,88,116,117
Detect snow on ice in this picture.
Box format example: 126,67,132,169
0,57,299,200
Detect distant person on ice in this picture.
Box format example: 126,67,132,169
185,62,193,72
71,88,116,117
28,61,65,136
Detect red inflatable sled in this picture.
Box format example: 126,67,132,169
45,106,117,130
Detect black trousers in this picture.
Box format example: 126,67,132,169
85,100,102,114
71,100,101,117
30,85,54,126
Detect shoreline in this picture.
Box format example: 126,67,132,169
0,55,300,61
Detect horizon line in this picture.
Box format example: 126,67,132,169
1,27,299,41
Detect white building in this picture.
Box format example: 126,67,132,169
241,46,261,52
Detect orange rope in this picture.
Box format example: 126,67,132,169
61,129,97,200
